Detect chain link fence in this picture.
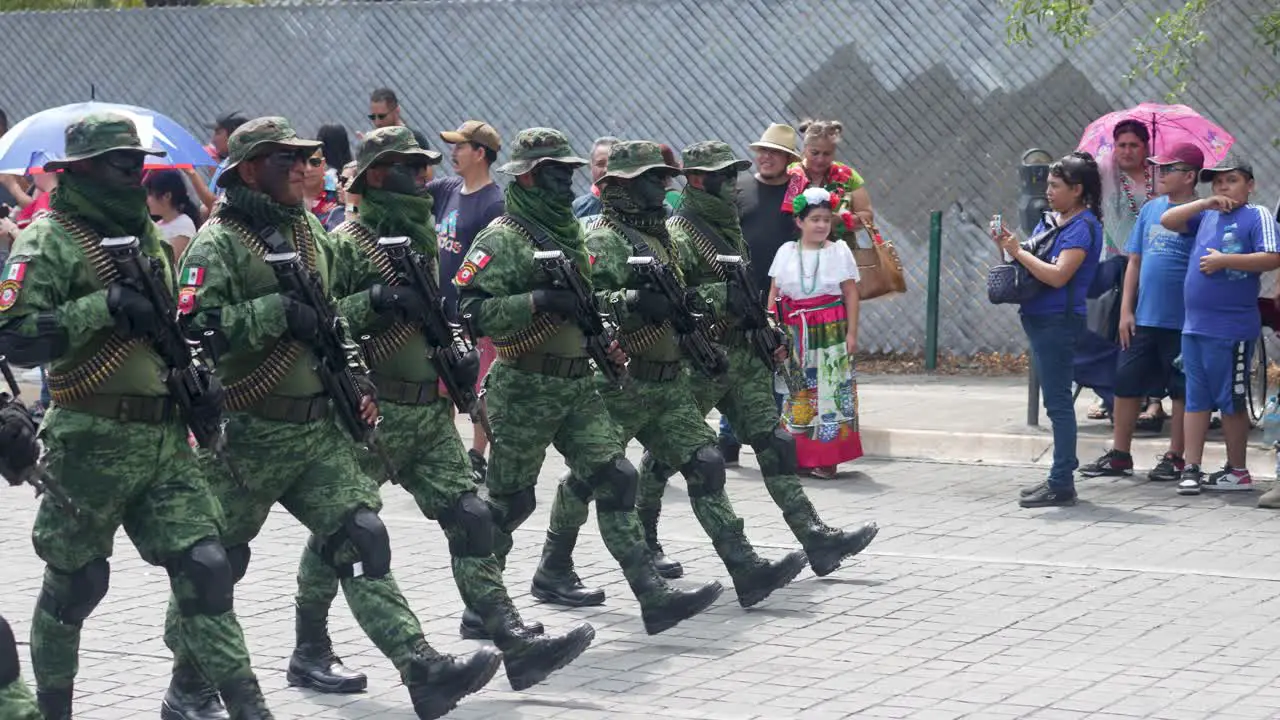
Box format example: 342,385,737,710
1,0,1277,355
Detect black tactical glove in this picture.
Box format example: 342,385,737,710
187,367,226,429
627,288,673,324
531,289,578,318
454,346,481,391
727,283,765,329
353,371,377,402
106,283,158,339
281,295,320,342
370,284,426,322
0,403,39,483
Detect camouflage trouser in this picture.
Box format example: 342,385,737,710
0,614,41,720
164,411,428,681
640,344,820,542
484,362,648,570
546,370,756,566
294,398,516,637
30,406,255,694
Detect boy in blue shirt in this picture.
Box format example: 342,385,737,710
1160,152,1280,496
1080,143,1202,482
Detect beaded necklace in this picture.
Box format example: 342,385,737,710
1119,167,1153,218
798,240,825,295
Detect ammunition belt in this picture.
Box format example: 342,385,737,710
371,373,440,406
44,212,143,405
490,216,564,359
335,220,416,365
246,394,331,424
205,213,316,411
504,353,594,379
619,322,669,357
628,358,682,383
59,393,175,424
668,215,728,281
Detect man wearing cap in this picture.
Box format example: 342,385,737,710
170,116,502,720
430,121,506,481
0,112,273,719
1078,143,1205,484
643,140,879,580
288,125,594,693
533,139,807,609
455,127,723,635
1160,151,1280,501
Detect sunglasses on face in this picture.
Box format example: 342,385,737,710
307,156,323,168
368,113,389,122
259,150,309,169
1157,164,1194,175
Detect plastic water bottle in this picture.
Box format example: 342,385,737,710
1263,396,1280,445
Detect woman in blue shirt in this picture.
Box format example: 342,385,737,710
995,151,1103,508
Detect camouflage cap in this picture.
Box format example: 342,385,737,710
43,112,166,171
597,140,681,185
216,116,321,188
496,127,587,176
350,126,442,192
680,141,752,174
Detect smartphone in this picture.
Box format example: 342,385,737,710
990,213,1003,239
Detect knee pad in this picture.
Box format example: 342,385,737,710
0,615,18,687
226,544,251,584
639,450,672,485
562,471,594,504
328,507,392,580
489,487,536,534
171,538,235,617
750,427,798,476
439,492,495,558
37,558,109,626
681,445,727,498
591,456,639,512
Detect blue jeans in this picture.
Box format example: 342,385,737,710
719,390,785,445
1022,312,1085,490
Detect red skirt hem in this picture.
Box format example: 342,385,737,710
793,431,863,468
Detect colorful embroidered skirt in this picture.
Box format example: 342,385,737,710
777,294,863,468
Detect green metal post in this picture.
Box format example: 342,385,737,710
925,211,942,371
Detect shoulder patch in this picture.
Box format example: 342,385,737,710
0,259,29,311
177,286,198,315
588,253,597,266
180,266,206,287
464,245,493,269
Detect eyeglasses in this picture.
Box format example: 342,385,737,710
367,113,389,122
1157,164,1194,175
307,156,323,168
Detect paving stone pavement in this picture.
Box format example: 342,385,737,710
4,419,1280,720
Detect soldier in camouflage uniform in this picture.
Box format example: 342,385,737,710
455,128,723,635
0,114,273,720
288,126,593,693
169,117,500,720
534,140,808,609
643,140,879,578
0,614,40,720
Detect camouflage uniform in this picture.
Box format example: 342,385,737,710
456,128,722,635
648,141,879,577
537,141,808,609
171,117,501,720
290,126,592,693
0,614,39,720
0,114,271,720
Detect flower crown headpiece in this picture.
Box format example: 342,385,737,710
789,187,831,216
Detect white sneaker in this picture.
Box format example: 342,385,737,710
1176,465,1204,496
1202,465,1254,492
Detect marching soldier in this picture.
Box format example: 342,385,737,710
534,140,808,609
455,128,723,635
169,117,500,720
0,113,273,719
288,126,593,694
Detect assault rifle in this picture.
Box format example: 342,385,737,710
264,249,397,482
100,237,242,484
532,249,628,388
0,357,85,520
375,236,492,441
625,256,728,378
713,254,796,393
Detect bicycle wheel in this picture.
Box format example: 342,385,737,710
1249,330,1269,426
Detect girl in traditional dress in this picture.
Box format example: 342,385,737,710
768,187,863,478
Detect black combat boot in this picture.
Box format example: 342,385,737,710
489,602,595,691
37,687,72,720
638,507,683,579
786,501,879,577
712,521,809,608
286,603,367,694
622,544,724,635
458,606,544,641
160,664,228,720
218,676,274,720
404,642,502,720
530,529,606,607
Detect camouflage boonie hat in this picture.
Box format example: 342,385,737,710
681,141,751,174
43,112,165,171
350,126,442,192
496,127,587,176
597,140,681,185
216,116,321,188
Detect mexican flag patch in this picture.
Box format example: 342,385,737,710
181,266,206,287
4,263,26,282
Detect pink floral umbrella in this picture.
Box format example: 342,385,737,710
1077,102,1234,165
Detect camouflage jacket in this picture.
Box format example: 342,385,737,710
665,212,738,329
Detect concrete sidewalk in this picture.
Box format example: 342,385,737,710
857,374,1277,479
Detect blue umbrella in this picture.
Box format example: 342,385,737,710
0,101,214,175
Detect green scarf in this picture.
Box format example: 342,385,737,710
358,188,437,259
601,183,682,282
224,183,305,228
681,186,746,252
50,174,171,279
504,182,591,284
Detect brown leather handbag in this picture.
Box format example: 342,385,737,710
850,221,906,300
